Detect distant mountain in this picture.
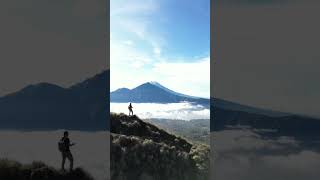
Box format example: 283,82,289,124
213,95,320,137
110,82,210,107
212,96,320,138
3,69,320,136
149,81,199,99
110,81,293,117
213,98,290,117
0,70,109,130
213,106,320,138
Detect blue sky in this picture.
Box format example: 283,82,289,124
111,0,210,98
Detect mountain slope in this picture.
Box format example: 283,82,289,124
0,70,109,130
213,106,320,138
146,118,210,145
149,81,198,99
110,113,209,180
0,159,93,180
213,98,290,117
110,82,210,107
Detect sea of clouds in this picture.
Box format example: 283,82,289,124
110,102,210,120
211,129,320,180
0,131,110,180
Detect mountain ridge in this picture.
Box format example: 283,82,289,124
111,82,210,107
148,81,200,99
111,81,292,117
0,70,109,130
2,69,320,134
213,98,291,117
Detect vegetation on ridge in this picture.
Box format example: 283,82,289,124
111,113,209,180
0,159,94,180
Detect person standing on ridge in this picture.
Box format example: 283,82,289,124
128,103,133,116
59,131,76,171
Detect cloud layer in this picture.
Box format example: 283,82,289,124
111,102,210,120
211,129,320,180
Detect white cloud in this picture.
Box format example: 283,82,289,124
111,0,157,17
111,0,165,58
123,40,133,46
211,130,320,180
110,39,152,67
152,57,210,98
111,102,210,120
153,46,161,56
117,19,149,38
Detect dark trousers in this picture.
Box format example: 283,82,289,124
61,151,73,171
129,109,133,116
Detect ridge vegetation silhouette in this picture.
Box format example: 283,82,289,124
0,159,94,180
111,113,209,180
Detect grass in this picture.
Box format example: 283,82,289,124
0,159,94,180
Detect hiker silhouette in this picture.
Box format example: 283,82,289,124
59,131,75,171
128,103,133,116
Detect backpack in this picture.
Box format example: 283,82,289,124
58,138,66,152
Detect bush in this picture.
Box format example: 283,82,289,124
111,113,211,180
0,159,94,180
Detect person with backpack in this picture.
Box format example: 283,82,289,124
58,131,75,171
128,103,133,116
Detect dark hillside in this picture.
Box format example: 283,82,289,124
0,159,93,180
111,113,192,152
110,113,209,180
146,118,210,145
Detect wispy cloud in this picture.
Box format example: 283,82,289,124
111,0,157,17
110,39,152,66
111,0,161,44
152,56,210,98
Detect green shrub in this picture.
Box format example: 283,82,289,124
111,113,211,180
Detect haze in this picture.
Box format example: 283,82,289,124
214,0,320,117
0,0,107,96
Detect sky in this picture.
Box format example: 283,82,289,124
110,0,210,98
214,0,320,117
0,0,107,96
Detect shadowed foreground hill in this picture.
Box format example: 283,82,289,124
111,113,209,180
0,159,94,180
